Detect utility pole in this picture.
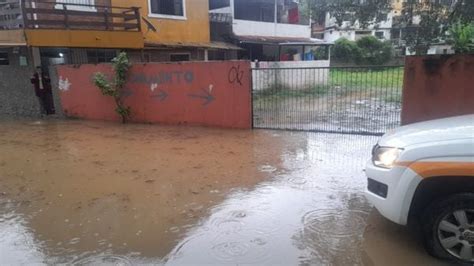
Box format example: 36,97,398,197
274,0,277,24
274,0,277,36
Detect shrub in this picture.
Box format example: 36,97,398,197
355,36,393,65
447,20,474,54
313,46,329,60
332,38,361,62
93,52,131,123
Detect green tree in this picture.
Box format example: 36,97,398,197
446,20,474,54
449,0,474,24
302,0,474,55
332,38,361,62
93,52,131,123
401,2,448,55
300,0,392,27
332,37,393,65
355,36,393,65
400,0,474,55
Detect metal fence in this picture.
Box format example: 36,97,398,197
252,66,404,135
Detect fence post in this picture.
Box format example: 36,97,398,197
250,67,254,129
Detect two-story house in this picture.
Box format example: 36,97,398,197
208,0,332,93
0,0,240,68
209,0,331,62
0,0,143,67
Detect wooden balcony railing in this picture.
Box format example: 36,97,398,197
19,0,141,32
0,1,23,29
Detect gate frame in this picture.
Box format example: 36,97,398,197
250,65,405,136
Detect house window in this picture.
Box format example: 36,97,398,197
149,0,185,19
0,52,9,65
234,0,274,22
86,49,117,64
313,33,324,40
375,31,384,39
169,53,190,62
355,30,371,40
208,50,226,61
55,0,96,12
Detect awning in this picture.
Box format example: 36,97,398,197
0,29,27,46
144,41,243,50
236,35,332,46
0,42,27,47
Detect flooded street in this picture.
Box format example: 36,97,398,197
0,120,445,265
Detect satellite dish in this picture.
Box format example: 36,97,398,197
142,16,158,33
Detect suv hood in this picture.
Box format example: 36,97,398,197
379,115,474,148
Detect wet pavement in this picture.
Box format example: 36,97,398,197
0,119,446,265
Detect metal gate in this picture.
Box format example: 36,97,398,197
252,66,404,135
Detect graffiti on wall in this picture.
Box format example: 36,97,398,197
188,85,215,106
228,65,244,86
130,71,194,85
57,61,251,128
122,89,133,97
128,69,218,106
58,76,71,91
151,89,169,101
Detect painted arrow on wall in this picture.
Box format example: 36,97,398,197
188,88,215,106
151,89,168,101
122,89,133,97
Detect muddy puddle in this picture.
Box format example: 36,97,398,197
0,119,445,265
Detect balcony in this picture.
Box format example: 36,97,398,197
232,0,311,39
232,19,311,38
0,0,144,49
0,1,25,45
0,1,23,29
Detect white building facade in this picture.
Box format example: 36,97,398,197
321,11,395,43
210,0,332,89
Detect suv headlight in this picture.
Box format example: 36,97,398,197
372,145,402,169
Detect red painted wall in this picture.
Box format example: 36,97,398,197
57,61,251,129
401,55,474,125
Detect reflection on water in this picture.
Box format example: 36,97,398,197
0,119,408,265
0,202,46,264
164,132,376,265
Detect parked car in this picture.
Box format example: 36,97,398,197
365,114,474,264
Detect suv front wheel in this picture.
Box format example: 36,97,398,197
422,193,474,264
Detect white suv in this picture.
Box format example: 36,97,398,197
365,114,474,264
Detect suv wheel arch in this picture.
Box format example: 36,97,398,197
408,176,474,225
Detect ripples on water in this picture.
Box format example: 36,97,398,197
72,254,134,266
0,201,46,264
165,132,377,265
0,120,380,265
302,209,369,239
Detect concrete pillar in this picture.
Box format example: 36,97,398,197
31,47,41,67
204,49,209,61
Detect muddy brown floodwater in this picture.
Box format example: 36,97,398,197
0,119,448,265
